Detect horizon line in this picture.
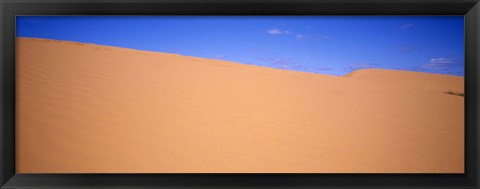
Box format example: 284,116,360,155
16,36,465,78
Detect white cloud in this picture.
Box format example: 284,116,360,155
267,28,283,35
295,34,305,40
430,58,453,64
346,63,377,71
422,58,455,69
267,28,291,35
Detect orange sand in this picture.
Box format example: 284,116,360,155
16,37,464,173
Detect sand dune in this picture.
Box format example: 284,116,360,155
16,37,464,173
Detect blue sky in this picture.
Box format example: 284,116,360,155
16,16,464,76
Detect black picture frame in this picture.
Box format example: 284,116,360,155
1,0,479,188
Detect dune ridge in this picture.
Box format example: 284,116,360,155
16,37,464,173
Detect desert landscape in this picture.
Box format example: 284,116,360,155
16,37,464,173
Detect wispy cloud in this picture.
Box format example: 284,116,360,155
294,34,331,41
295,34,305,40
255,57,336,74
422,57,457,70
275,59,306,70
307,66,334,73
272,58,298,69
256,57,302,69
344,63,377,72
398,23,415,30
267,28,282,35
397,58,464,76
267,28,291,35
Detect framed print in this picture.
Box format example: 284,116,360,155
1,0,479,188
